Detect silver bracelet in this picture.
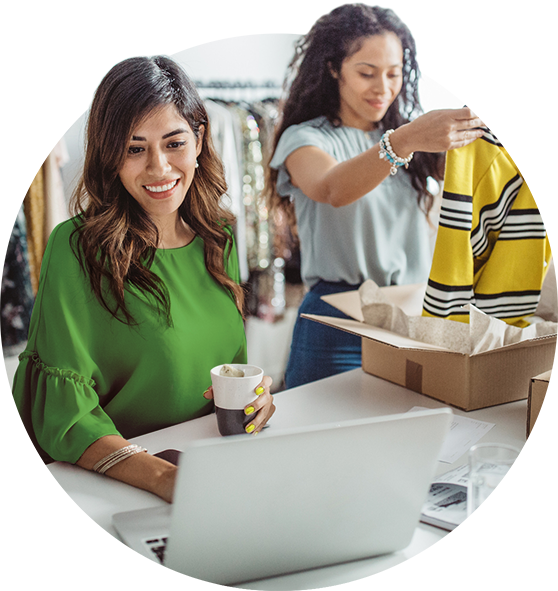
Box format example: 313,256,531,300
92,444,148,475
379,129,414,176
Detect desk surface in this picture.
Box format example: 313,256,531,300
0,369,544,591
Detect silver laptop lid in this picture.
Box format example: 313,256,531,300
164,408,452,585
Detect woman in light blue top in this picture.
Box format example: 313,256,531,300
266,4,484,388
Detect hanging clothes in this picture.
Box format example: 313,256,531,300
203,95,293,321
205,100,248,282
423,129,552,328
1,208,35,356
43,139,70,241
0,98,44,294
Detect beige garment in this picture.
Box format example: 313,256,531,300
30,107,69,248
0,98,44,294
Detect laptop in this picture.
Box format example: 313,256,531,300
112,408,452,585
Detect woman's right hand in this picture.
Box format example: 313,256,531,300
154,464,178,503
390,106,485,156
77,434,178,503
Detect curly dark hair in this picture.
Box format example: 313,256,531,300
265,3,444,229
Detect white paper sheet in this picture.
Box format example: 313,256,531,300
408,406,495,463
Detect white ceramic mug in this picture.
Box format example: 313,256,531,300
210,364,264,436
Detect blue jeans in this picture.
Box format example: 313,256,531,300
284,280,362,389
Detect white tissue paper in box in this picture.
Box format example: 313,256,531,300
358,280,557,355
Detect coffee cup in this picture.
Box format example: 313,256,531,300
210,364,264,436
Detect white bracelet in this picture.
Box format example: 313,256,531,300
379,129,414,176
92,444,148,475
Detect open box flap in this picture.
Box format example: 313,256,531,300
319,283,556,357
532,369,552,382
320,291,363,322
321,283,427,321
301,313,453,352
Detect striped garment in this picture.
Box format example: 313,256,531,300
422,129,552,328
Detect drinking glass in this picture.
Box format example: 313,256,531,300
467,443,523,569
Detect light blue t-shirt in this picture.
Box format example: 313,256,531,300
270,116,433,288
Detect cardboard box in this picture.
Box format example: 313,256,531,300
527,370,551,437
303,284,556,411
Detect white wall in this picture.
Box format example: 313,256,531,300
0,2,313,198
0,2,544,199
397,2,544,124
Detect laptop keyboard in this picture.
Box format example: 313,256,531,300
144,537,168,564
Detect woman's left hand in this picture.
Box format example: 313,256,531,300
203,375,276,435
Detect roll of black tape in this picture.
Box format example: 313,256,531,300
0,513,48,571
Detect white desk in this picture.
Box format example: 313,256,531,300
0,369,544,591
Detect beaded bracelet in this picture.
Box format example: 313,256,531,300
92,444,148,475
379,129,414,176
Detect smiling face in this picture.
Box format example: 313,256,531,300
118,103,203,228
333,33,404,131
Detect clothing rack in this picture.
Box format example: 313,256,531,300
195,80,283,102
195,80,281,89
0,74,68,129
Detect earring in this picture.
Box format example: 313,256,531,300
195,159,199,169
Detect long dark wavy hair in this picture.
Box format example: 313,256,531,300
70,55,244,325
265,3,444,230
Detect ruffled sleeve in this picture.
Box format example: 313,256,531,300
13,219,250,464
12,220,121,464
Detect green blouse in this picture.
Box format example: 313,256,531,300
12,218,247,464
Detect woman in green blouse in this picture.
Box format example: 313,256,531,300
12,56,275,503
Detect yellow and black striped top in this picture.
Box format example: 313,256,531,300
422,129,551,328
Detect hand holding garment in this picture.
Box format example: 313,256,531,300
423,129,552,328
